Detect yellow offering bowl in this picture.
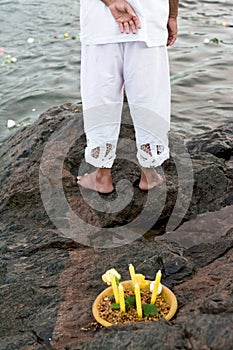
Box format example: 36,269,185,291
92,280,178,327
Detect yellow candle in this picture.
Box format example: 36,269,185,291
118,283,126,313
134,282,142,318
129,264,135,282
111,275,119,304
151,270,162,304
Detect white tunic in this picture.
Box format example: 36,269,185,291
80,0,169,47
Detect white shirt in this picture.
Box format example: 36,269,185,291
80,0,169,47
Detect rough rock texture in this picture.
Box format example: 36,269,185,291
1,103,232,233
161,205,233,248
186,124,233,161
0,103,232,349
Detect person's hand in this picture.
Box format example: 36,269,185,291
167,17,178,46
108,0,141,34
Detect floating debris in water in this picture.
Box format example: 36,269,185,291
204,37,224,45
203,38,210,44
211,38,221,44
7,120,16,128
222,21,233,27
1,32,79,66
1,53,18,64
27,37,35,44
2,55,17,64
7,118,32,129
52,33,79,40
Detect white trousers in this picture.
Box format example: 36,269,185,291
81,42,171,168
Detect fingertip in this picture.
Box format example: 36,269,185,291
119,23,124,33
135,20,141,29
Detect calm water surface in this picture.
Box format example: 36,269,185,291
0,0,232,145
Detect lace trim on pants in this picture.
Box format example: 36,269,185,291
137,143,169,167
85,141,116,168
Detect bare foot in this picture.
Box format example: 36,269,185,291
77,168,114,194
139,167,164,191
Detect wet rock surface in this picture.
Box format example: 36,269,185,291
0,103,232,349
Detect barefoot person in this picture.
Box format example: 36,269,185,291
78,0,179,193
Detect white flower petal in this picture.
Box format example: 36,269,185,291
11,57,17,63
150,281,162,295
27,38,35,44
7,120,16,128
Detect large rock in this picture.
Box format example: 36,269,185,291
0,103,232,349
50,229,233,350
0,103,232,233
79,321,189,350
186,124,233,160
